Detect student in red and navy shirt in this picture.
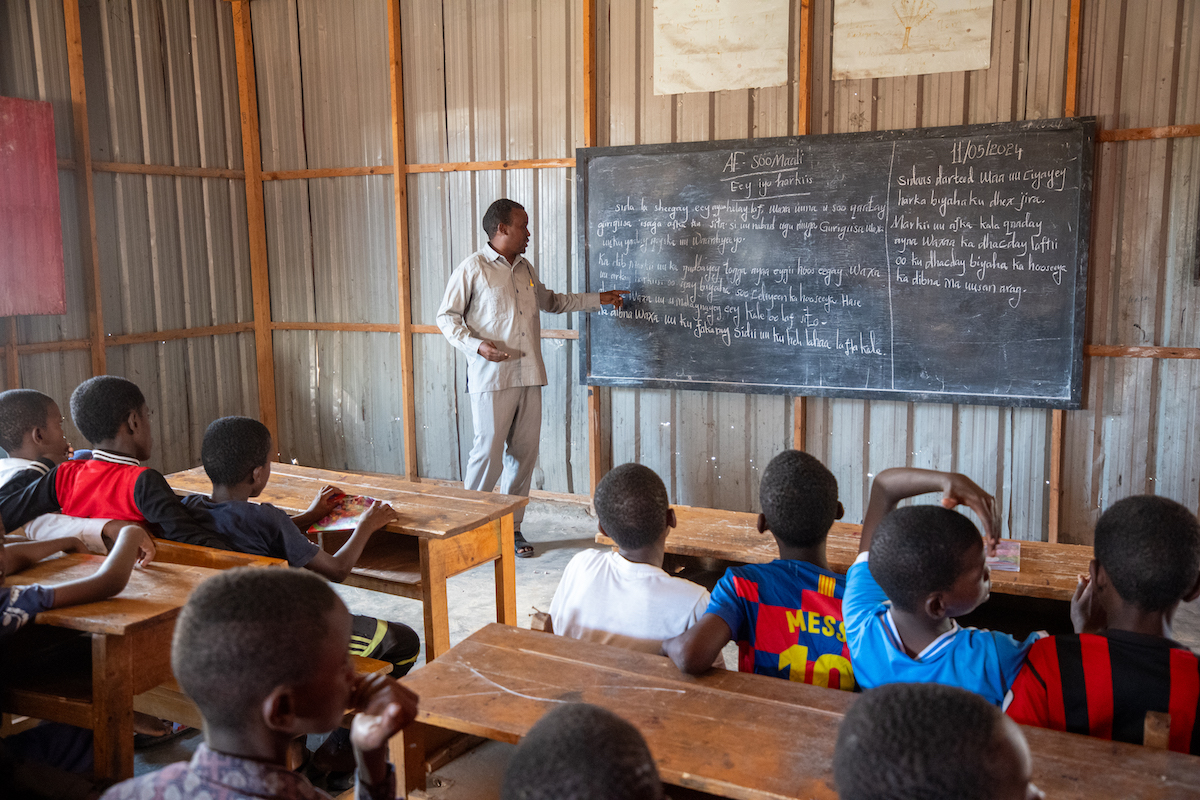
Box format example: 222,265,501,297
0,376,230,550
664,450,854,690
1005,495,1200,754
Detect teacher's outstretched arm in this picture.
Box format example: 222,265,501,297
599,290,630,310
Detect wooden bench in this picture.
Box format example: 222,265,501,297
150,538,287,569
397,624,1200,799
598,505,1094,602
167,463,527,660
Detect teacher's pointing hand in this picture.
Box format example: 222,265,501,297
600,290,631,310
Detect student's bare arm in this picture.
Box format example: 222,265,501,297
663,614,733,674
291,485,342,530
305,500,398,583
4,537,87,574
349,672,420,790
859,468,999,555
50,526,155,608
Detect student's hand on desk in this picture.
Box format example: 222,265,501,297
307,484,344,518
114,525,156,567
938,473,1000,554
349,673,420,752
357,500,399,534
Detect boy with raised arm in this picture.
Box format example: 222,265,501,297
101,568,420,800
843,468,1042,704
1006,495,1200,753
665,450,854,688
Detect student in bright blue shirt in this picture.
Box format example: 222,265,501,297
843,468,1042,705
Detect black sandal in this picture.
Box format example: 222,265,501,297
514,530,535,558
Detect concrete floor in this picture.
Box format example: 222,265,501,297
131,498,1200,783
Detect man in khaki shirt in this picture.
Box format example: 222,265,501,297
437,199,627,556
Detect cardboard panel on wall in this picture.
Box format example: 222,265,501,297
0,96,66,316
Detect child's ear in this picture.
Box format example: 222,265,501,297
834,501,844,520
756,513,768,534
249,463,268,487
924,592,948,620
1184,572,1200,604
262,686,299,734
665,508,677,530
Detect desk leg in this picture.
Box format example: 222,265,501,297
420,539,452,660
395,719,429,795
495,514,517,626
90,632,134,780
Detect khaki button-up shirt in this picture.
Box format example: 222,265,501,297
436,244,600,393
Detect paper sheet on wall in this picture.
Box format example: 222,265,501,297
832,0,993,81
654,0,789,96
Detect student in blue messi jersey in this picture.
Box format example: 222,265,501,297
665,450,854,690
844,468,1043,705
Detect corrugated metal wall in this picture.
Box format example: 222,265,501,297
1,0,94,432
1063,0,1200,540
402,0,589,492
252,0,407,474
0,0,258,473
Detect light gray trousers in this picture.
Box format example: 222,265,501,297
465,385,541,527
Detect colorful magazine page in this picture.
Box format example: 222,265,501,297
986,540,1021,572
308,495,377,533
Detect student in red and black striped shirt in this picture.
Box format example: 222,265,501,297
1004,495,1200,754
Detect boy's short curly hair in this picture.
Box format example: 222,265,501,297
1095,495,1200,612
869,505,981,613
834,683,1008,800
0,389,56,453
69,376,145,445
172,568,340,730
758,450,839,548
501,703,663,800
201,416,273,487
483,198,525,238
593,463,670,551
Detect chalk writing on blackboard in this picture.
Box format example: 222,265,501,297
579,119,1094,408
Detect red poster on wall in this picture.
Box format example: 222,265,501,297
0,96,66,316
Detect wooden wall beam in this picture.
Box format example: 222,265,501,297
388,0,419,479
63,0,106,377
231,1,279,450
4,319,18,388
105,322,255,348
584,0,606,493
792,0,814,451
1097,124,1200,142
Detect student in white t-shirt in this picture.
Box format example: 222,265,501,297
548,463,715,660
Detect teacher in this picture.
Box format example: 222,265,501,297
437,199,628,557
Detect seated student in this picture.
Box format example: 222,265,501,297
0,388,110,553
501,703,662,800
547,463,711,656
1,524,155,799
664,450,854,688
834,682,1043,800
0,376,230,550
180,416,420,678
844,468,1042,705
1005,495,1200,753
100,568,420,800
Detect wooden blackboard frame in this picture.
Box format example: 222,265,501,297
577,118,1094,409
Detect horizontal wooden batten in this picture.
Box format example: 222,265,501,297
1096,124,1200,142
276,322,578,340
1085,344,1200,360
56,158,244,179
106,322,255,347
261,165,396,181
404,158,574,173
15,339,91,355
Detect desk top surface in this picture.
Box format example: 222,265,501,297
5,554,219,635
600,505,1092,602
404,624,1200,800
167,463,528,539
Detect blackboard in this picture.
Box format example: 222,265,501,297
577,118,1094,409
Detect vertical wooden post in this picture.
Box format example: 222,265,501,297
792,0,814,450
231,1,280,449
388,0,419,479
1047,0,1081,544
584,0,606,492
63,0,106,376
4,319,18,387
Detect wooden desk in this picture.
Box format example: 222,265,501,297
399,624,1200,800
2,554,219,780
599,506,1093,602
166,463,527,660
